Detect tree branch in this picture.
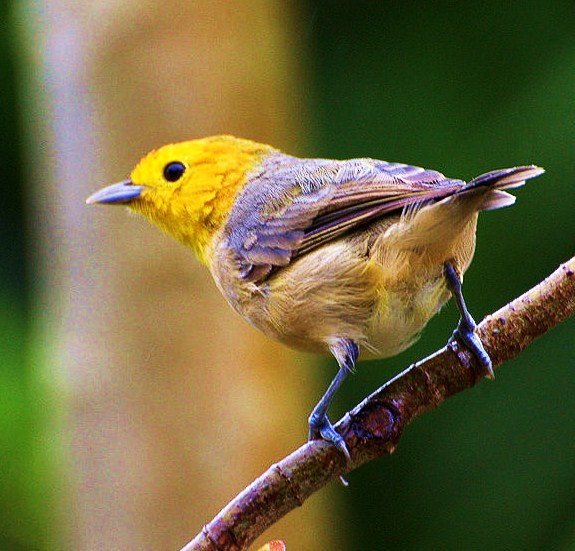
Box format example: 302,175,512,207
180,257,575,551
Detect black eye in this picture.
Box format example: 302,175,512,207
163,161,186,182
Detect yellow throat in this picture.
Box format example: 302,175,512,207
128,135,275,265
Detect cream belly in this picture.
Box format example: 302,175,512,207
210,203,478,361
362,276,451,360
215,234,456,360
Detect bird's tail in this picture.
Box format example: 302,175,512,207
387,165,544,251
462,165,545,211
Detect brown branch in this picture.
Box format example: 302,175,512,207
180,257,575,551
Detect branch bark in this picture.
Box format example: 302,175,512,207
180,256,575,551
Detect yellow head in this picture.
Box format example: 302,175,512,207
86,135,275,265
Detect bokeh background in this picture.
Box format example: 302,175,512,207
2,1,575,549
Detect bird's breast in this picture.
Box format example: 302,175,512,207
208,226,458,359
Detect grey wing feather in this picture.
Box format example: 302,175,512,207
225,156,337,281
224,154,465,282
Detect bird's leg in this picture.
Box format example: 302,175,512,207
308,339,358,461
444,262,494,379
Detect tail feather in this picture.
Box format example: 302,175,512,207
467,165,545,191
463,165,544,211
388,164,544,250
478,190,516,211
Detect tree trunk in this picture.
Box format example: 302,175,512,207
32,2,339,549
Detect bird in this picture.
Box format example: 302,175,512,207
86,135,543,460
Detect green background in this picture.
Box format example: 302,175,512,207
306,1,575,549
0,1,57,550
2,1,575,549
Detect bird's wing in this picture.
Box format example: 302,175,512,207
225,156,464,282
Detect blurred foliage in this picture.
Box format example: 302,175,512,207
0,296,54,551
0,2,59,550
304,1,575,549
0,0,26,296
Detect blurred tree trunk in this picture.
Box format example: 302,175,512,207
32,1,340,549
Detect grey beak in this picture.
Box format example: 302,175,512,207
86,180,145,205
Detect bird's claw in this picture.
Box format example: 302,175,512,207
309,414,351,462
450,318,494,380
